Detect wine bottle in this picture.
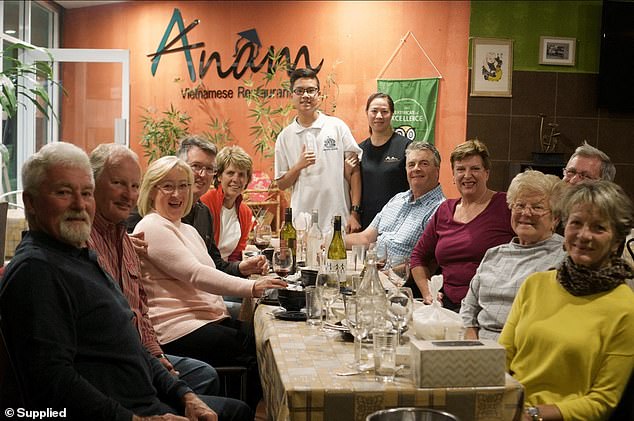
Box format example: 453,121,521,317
306,209,322,268
327,215,347,285
280,207,297,274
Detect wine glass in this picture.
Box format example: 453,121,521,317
370,242,388,270
386,255,410,288
273,247,293,279
254,224,272,253
316,270,339,332
387,287,414,345
344,294,369,369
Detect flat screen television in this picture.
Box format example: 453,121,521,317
598,0,634,112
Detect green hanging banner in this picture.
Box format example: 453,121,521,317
376,77,439,144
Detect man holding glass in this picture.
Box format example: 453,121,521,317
275,68,363,233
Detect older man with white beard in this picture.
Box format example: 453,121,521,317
0,142,245,420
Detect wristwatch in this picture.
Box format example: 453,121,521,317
351,205,362,214
525,406,543,421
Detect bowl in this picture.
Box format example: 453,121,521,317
277,287,306,311
300,268,318,286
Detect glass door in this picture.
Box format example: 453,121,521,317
18,48,129,188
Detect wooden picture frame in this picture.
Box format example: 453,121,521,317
539,36,576,66
470,38,513,97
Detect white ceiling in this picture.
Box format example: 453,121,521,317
55,1,126,9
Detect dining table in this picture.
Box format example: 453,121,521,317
254,301,524,421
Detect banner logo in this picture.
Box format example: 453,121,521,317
377,78,439,143
149,8,324,82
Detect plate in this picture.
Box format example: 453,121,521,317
274,310,307,321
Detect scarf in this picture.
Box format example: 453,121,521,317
557,255,634,296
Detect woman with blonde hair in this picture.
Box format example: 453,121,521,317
134,156,286,410
460,170,565,340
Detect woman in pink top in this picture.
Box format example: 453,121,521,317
410,140,514,311
133,156,286,410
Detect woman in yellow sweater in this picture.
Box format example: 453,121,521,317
500,180,634,421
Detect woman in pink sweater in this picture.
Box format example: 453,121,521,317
133,156,286,410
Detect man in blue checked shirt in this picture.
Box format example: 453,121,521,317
345,141,445,264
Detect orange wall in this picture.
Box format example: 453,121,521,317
62,0,469,198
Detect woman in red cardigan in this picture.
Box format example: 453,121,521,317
200,145,254,262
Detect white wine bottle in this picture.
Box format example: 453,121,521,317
280,207,297,274
327,215,347,285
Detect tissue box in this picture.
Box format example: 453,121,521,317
410,338,505,388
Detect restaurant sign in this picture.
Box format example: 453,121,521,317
149,8,324,101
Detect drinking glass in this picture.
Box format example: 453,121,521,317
351,244,367,271
386,255,410,288
373,330,397,382
273,247,293,279
316,270,339,331
304,133,317,175
386,287,414,345
254,224,272,252
344,295,369,369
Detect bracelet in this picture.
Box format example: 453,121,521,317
525,406,543,421
351,205,362,214
157,353,167,360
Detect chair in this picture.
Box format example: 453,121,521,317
365,408,461,421
608,370,634,421
215,365,247,402
0,190,24,210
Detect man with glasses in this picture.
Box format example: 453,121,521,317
562,141,615,185
274,68,363,233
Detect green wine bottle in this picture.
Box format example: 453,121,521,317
327,215,347,285
280,207,297,274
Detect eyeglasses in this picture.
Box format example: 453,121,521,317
190,163,217,176
292,87,319,96
155,182,191,194
562,167,598,181
511,202,551,216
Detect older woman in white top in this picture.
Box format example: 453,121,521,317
460,170,565,340
133,156,285,410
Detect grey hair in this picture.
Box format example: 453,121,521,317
570,141,616,181
177,135,217,161
22,142,93,197
405,141,441,167
559,180,633,244
90,143,139,181
506,170,560,207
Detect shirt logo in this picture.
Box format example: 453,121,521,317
384,156,400,162
323,136,337,150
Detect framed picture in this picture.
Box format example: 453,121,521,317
470,38,513,97
539,36,576,66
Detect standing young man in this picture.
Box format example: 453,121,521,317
275,68,363,233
